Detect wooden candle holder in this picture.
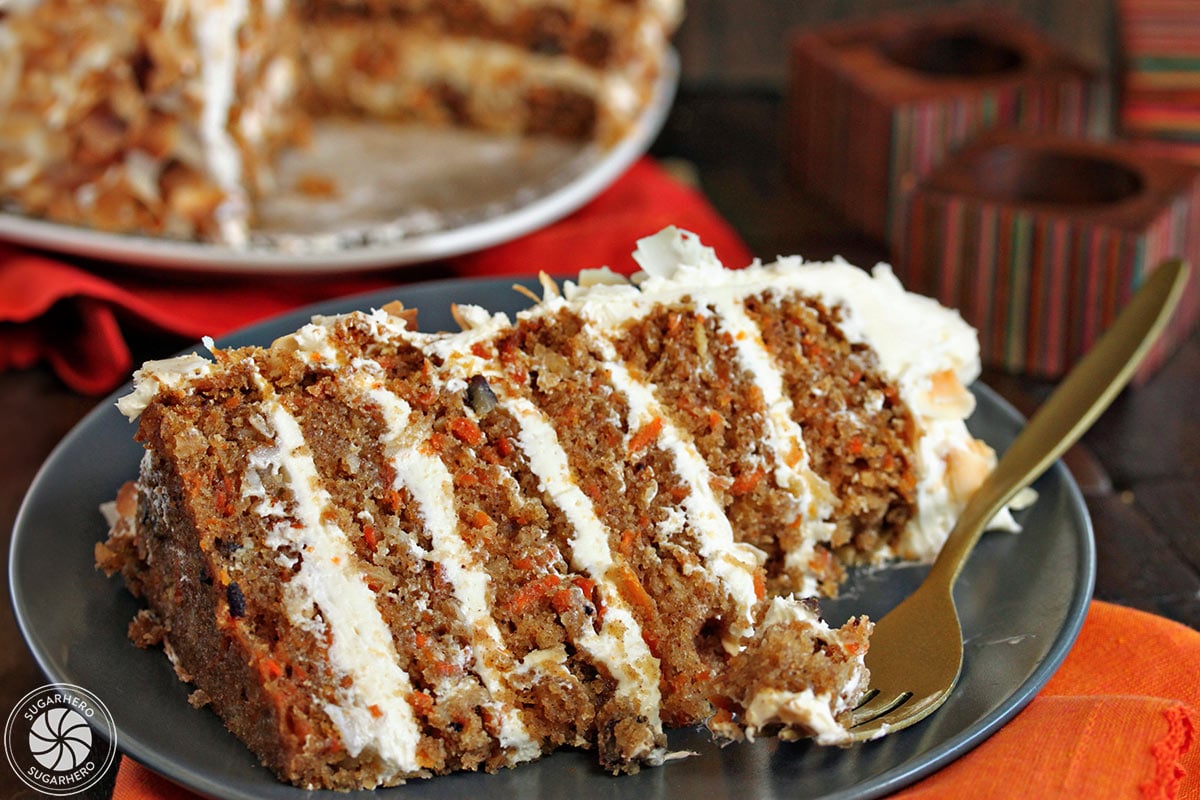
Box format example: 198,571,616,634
1116,0,1200,164
900,130,1200,382
787,9,1108,249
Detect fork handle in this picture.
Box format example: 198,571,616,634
927,259,1191,589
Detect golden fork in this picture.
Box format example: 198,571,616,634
846,259,1191,742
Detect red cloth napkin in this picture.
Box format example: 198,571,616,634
110,601,1199,799
0,157,751,395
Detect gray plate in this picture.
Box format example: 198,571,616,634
11,276,1095,800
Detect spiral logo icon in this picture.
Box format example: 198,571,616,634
29,707,93,771
5,684,117,796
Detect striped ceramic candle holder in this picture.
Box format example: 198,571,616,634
787,8,1108,250
900,130,1200,382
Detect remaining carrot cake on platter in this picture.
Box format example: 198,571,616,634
98,227,1007,789
0,0,682,244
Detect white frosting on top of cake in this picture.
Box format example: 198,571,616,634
562,227,990,561
578,228,980,403
117,350,216,419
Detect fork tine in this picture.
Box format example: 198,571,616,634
847,690,911,728
851,688,879,709
847,690,950,740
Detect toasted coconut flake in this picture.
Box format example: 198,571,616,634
511,283,542,305
537,271,561,301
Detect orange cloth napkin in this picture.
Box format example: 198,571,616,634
0,157,751,395
894,601,1198,800
111,601,1198,799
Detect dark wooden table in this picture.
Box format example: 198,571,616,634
2,87,1197,799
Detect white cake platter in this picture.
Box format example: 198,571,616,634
0,54,678,275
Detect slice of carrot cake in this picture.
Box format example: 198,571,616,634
98,227,1000,789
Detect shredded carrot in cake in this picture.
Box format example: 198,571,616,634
454,471,480,487
449,417,484,445
408,691,434,717
730,467,765,495
628,416,663,453
614,564,656,618
259,657,284,681
507,574,562,614
618,529,636,557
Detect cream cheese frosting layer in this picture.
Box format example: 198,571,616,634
242,366,424,781
278,316,543,763
360,378,540,762
498,390,667,749
275,313,673,760
590,333,764,647
422,318,669,752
